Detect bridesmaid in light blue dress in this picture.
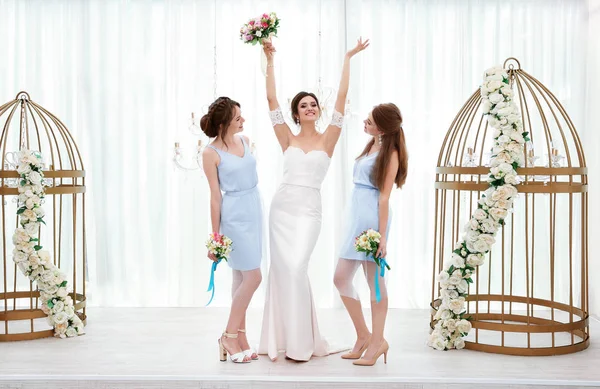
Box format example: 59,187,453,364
333,103,408,366
201,97,262,364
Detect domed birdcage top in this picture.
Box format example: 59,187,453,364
437,58,586,179
0,91,84,174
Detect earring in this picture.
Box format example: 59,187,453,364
378,134,383,146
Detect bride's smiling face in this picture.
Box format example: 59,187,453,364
296,96,320,124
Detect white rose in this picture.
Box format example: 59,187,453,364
38,250,51,265
55,322,67,336
448,274,462,286
41,269,54,283
500,86,513,98
34,207,45,217
13,250,27,263
454,337,466,349
53,312,68,325
489,207,508,221
24,222,38,236
490,166,505,178
487,80,503,92
17,163,32,175
52,301,65,314
444,319,457,332
492,151,513,165
451,253,465,269
468,234,495,253
440,308,452,320
46,315,55,326
28,171,42,185
46,285,59,295
480,218,498,234
448,297,466,314
482,100,492,113
473,209,487,220
505,174,519,185
28,254,41,267
496,199,512,210
488,93,503,104
22,209,37,222
499,117,508,125
465,229,480,243
497,135,511,145
64,306,75,318
436,271,449,284
488,73,503,81
457,319,472,334
492,186,511,201
466,219,480,231
457,279,469,293
429,334,448,351
497,106,514,117
66,327,78,337
57,287,68,298
485,196,496,208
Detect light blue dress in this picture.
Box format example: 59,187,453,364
339,151,391,262
207,136,262,271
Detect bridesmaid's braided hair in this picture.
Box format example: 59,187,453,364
201,96,241,148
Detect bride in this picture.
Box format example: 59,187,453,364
258,38,369,361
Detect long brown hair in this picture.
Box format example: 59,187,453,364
200,96,240,149
357,103,408,190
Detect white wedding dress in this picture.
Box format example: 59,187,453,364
258,144,334,361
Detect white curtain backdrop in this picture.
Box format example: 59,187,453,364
0,0,596,312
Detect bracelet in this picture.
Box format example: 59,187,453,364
267,64,274,68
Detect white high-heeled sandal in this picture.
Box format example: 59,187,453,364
238,329,259,360
219,331,250,363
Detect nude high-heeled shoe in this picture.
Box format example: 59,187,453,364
353,340,389,366
341,337,371,359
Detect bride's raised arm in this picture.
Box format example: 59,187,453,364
264,42,293,152
324,37,370,153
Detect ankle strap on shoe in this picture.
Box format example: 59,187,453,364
222,331,238,338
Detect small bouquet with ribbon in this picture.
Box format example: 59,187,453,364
205,232,233,306
355,229,391,303
239,12,280,75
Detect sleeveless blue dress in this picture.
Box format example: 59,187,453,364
338,151,391,262
207,136,262,271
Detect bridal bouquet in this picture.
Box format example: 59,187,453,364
355,229,390,303
206,232,233,262
355,229,390,271
239,12,280,45
240,12,280,76
205,232,233,306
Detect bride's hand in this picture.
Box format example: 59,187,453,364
263,41,276,60
346,37,370,58
375,237,387,259
207,252,218,262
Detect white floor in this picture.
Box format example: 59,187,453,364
0,308,598,389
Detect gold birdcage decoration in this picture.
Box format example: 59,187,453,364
431,59,589,355
0,92,87,341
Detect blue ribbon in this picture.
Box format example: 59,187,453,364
206,258,222,306
374,256,389,303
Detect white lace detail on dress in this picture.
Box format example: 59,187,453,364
269,107,285,126
330,110,344,128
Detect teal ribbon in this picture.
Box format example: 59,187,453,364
374,257,389,303
206,258,222,306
